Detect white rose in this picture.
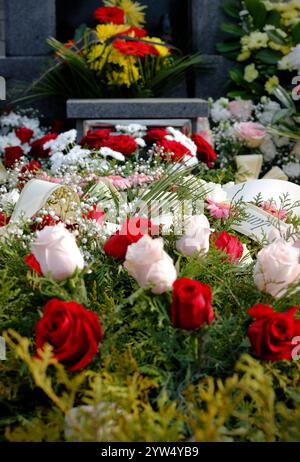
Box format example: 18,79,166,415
176,215,211,256
30,223,84,280
254,239,300,298
124,235,177,293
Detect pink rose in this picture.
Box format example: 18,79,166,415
235,122,266,148
228,100,253,121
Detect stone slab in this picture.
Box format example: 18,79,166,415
4,0,56,56
67,98,208,119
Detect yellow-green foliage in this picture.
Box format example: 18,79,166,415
3,331,300,442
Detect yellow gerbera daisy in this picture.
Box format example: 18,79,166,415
96,24,129,43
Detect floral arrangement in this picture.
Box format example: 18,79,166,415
217,0,300,101
208,95,300,183
18,0,202,102
1,110,300,442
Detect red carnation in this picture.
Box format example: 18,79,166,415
80,129,111,149
248,304,300,361
102,134,138,156
113,38,159,57
94,6,125,24
144,128,168,145
214,231,244,262
192,134,217,168
157,139,192,162
4,146,24,168
36,298,103,372
30,133,58,159
171,278,214,330
104,217,158,260
24,254,42,275
15,127,34,144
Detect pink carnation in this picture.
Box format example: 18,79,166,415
206,199,231,219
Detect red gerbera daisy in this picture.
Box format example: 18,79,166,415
113,38,159,57
93,6,125,25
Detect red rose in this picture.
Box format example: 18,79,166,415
191,134,217,168
144,128,168,145
4,146,24,168
123,26,148,38
15,127,34,144
113,38,159,57
36,298,103,372
171,277,214,330
94,6,125,24
104,217,158,260
30,133,58,159
80,129,111,149
102,134,138,156
214,231,244,262
248,304,300,361
0,212,10,227
24,254,42,275
157,139,192,162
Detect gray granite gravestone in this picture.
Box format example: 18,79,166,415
191,0,234,99
67,98,208,138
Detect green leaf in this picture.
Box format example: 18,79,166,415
265,11,281,27
266,30,286,46
227,90,254,99
272,85,296,111
271,108,294,124
221,23,245,37
255,49,283,64
74,23,87,42
292,22,300,46
216,41,241,53
229,68,244,84
223,2,240,19
244,0,267,29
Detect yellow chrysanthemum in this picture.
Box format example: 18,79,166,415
143,37,170,57
269,41,291,55
107,61,140,87
96,24,129,43
107,47,137,67
265,75,279,94
237,49,251,62
241,32,269,51
86,44,110,72
244,63,259,83
104,0,146,26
